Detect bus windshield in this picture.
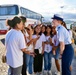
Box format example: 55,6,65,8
0,5,19,15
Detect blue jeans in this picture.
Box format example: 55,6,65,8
44,51,52,71
52,47,60,60
26,54,33,74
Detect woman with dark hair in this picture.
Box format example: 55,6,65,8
20,16,27,75
25,26,34,75
51,26,61,75
5,16,33,75
33,25,45,75
43,25,53,75
41,25,46,35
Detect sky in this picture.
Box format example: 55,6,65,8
0,0,76,21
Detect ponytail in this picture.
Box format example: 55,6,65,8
7,16,21,28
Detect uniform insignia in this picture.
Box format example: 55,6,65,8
57,26,60,31
58,27,60,29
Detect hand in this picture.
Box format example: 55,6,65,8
52,50,56,55
33,36,40,42
49,37,52,41
41,50,44,55
49,37,52,42
36,36,40,40
59,54,62,59
30,52,36,57
52,47,56,51
49,37,53,45
45,41,49,44
60,50,64,55
52,46,57,55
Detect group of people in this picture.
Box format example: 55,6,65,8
5,14,74,75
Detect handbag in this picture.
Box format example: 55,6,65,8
1,38,6,63
2,55,6,63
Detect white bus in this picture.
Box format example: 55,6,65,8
0,4,43,34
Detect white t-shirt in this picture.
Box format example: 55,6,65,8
41,33,46,42
52,35,59,46
5,29,26,68
32,34,46,49
26,37,33,52
44,36,52,53
32,34,46,53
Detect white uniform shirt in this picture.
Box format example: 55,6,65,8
5,29,26,68
56,25,72,45
44,36,52,53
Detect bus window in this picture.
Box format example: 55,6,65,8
0,5,19,15
0,4,42,34
0,23,4,29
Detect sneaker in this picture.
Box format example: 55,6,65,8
55,71,57,75
30,74,34,75
44,70,48,75
39,73,42,75
48,70,52,75
34,73,37,75
38,72,42,75
57,72,61,75
55,71,61,75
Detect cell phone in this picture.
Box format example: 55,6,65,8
24,27,30,30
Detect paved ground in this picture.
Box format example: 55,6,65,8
0,35,76,75
0,35,9,75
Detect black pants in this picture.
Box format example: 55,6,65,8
21,53,27,75
34,49,43,72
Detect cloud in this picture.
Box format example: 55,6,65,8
0,0,76,20
0,0,65,13
63,13,76,19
